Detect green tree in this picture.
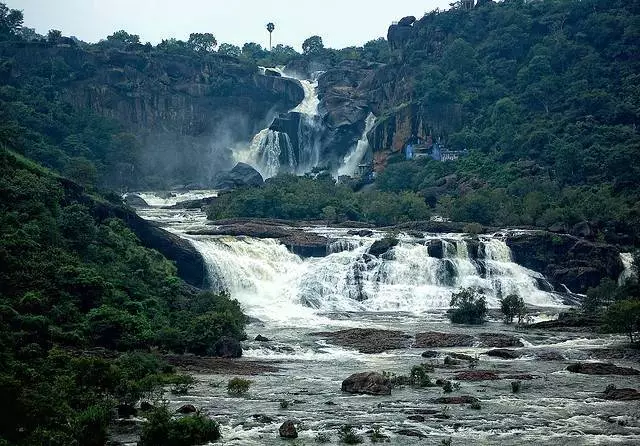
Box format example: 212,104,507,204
188,32,217,53
447,288,487,325
605,300,640,344
0,3,23,40
218,42,241,57
302,35,324,55
47,29,62,44
107,30,140,45
500,294,527,324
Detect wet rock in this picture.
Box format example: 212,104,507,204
603,386,640,401
311,328,411,353
571,221,595,239
253,414,275,423
124,193,149,208
528,312,599,329
177,404,197,414
448,352,475,361
395,429,427,438
486,349,522,359
254,334,270,342
212,162,264,190
504,374,537,380
279,420,298,439
476,333,523,348
567,362,640,376
213,336,242,358
414,332,474,348
454,371,500,381
325,401,336,405
421,350,439,358
533,350,565,361
407,415,425,422
165,196,217,209
348,229,374,237
434,396,480,404
368,237,399,257
426,240,444,259
342,372,392,395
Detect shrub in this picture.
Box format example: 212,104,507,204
500,294,527,324
337,425,363,444
227,377,251,395
511,380,522,393
280,399,290,409
604,299,640,344
139,406,221,446
442,380,453,393
410,364,433,387
470,401,482,410
370,426,389,443
447,288,487,324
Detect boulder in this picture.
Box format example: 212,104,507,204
165,196,217,209
213,336,242,358
124,193,149,208
566,362,640,376
447,352,475,361
426,240,444,259
603,386,640,401
264,68,281,77
414,332,474,348
486,349,522,359
421,350,439,358
254,334,270,342
177,404,197,414
407,415,425,422
348,229,374,237
454,371,500,381
368,237,399,257
253,414,275,423
212,162,264,190
279,420,298,439
342,372,392,395
571,221,595,239
534,350,565,361
398,16,417,26
434,396,480,404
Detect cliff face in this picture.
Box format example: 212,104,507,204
0,42,304,188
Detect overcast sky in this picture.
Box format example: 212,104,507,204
7,0,453,50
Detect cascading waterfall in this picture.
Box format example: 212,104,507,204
186,230,565,325
619,252,637,285
337,113,376,177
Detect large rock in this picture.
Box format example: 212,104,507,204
124,193,149,208
279,420,298,439
567,362,640,376
486,349,522,359
342,372,392,395
311,328,411,353
454,371,501,381
505,231,623,294
212,163,264,190
368,237,399,257
434,396,480,404
213,336,242,358
603,386,640,401
477,333,523,348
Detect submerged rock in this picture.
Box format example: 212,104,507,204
421,350,439,358
603,386,640,401
395,429,427,438
486,349,522,359
342,372,392,395
567,362,640,376
254,334,271,342
434,396,480,404
477,333,524,348
454,371,501,381
447,352,475,361
279,420,298,439
414,331,474,348
177,404,197,414
311,328,411,353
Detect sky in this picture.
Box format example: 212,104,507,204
7,0,453,50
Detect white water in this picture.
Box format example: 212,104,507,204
127,190,218,207
337,113,376,177
618,252,637,285
185,230,565,327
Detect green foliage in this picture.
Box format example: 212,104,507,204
0,3,22,40
207,173,429,225
188,32,217,53
302,35,324,55
447,288,487,324
604,299,640,344
409,364,434,387
500,294,527,324
337,425,363,444
139,406,221,446
227,377,251,395
218,43,241,57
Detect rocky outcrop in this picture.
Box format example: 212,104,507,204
311,328,411,353
212,163,264,190
177,404,197,414
567,362,640,376
190,220,330,257
213,336,242,358
486,349,522,359
342,372,392,395
505,231,623,294
477,333,523,348
388,16,416,50
454,371,501,381
434,396,480,404
124,193,149,208
0,42,304,189
368,237,399,257
414,332,474,348
602,386,640,401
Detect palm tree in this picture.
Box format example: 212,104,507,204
266,22,275,50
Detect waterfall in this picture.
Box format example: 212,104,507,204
186,231,565,324
337,113,376,177
619,252,637,285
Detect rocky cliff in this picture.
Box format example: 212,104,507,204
0,41,304,188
